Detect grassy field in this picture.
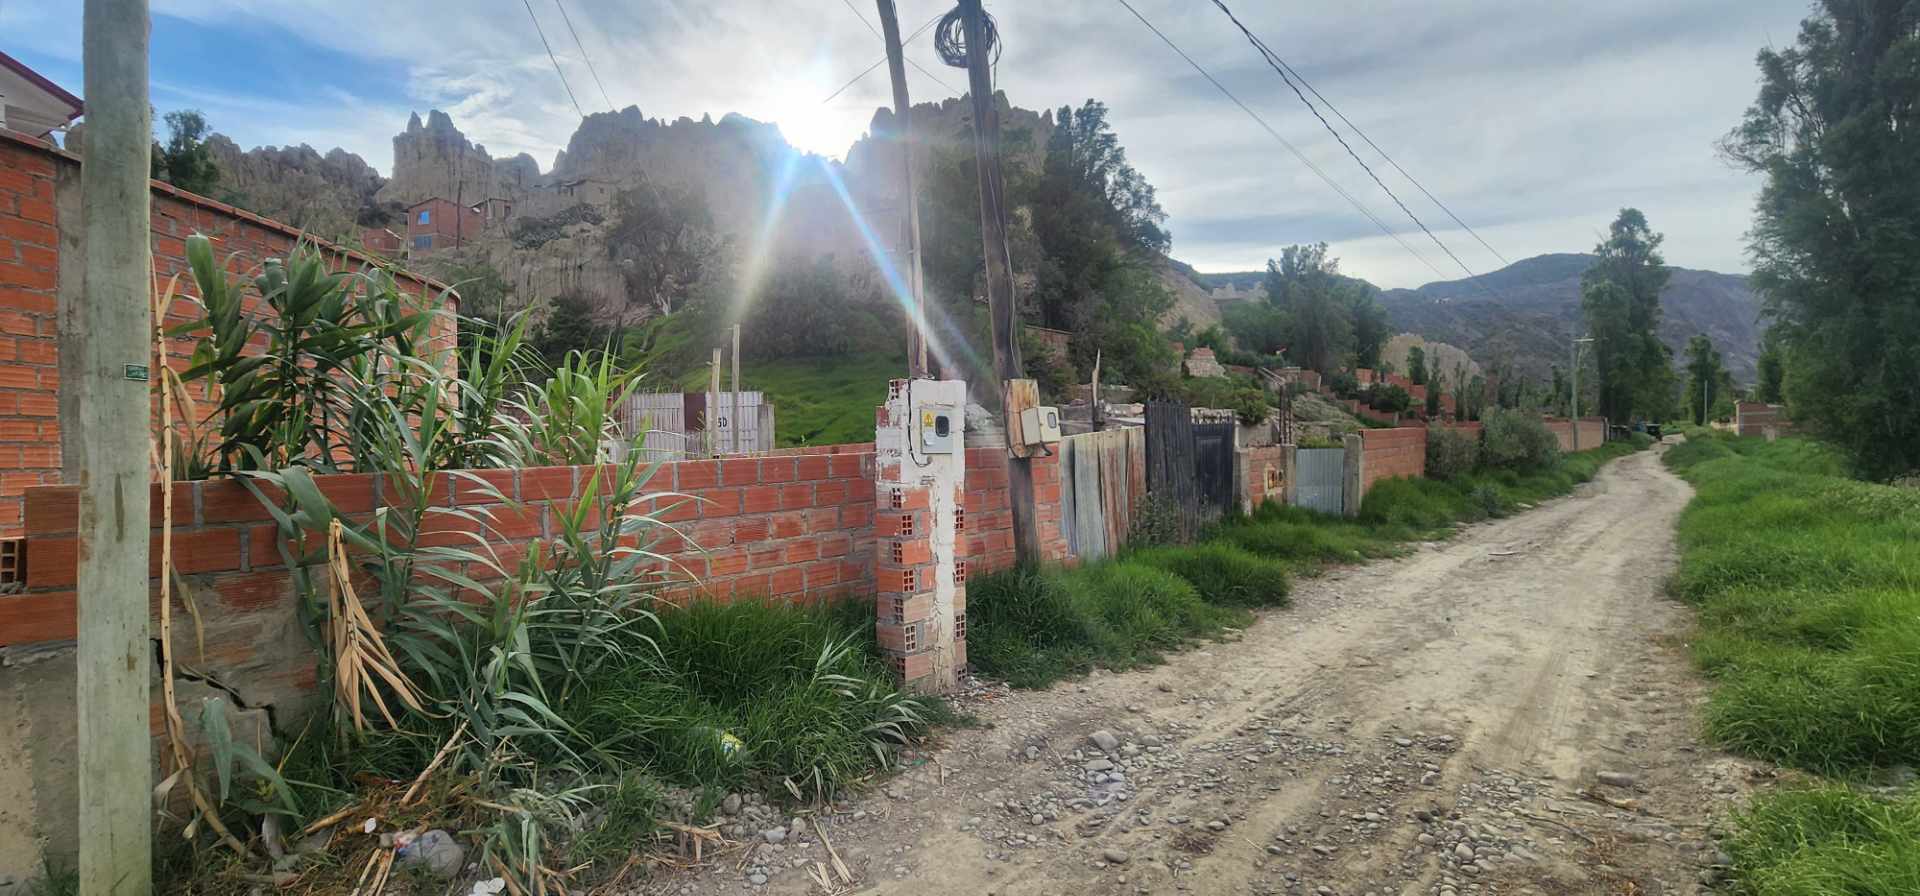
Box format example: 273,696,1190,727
1664,433,1920,894
680,350,902,447
967,438,1647,689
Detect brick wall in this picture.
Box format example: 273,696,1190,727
1543,417,1607,453
1735,402,1792,438
1359,426,1427,492
0,131,454,536
1240,445,1288,514
962,445,1069,573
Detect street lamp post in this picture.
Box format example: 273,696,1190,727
1570,336,1594,451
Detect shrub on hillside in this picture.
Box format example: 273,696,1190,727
1367,383,1412,413
1480,409,1561,472
1425,425,1479,480
1326,370,1360,399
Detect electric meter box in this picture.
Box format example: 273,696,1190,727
919,404,959,454
1020,406,1063,445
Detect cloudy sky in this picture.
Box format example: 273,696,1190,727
4,0,1813,288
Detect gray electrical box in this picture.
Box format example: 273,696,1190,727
919,404,958,454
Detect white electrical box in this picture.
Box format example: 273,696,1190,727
919,404,959,454
1020,405,1063,446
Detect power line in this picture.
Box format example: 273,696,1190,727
553,0,616,112
1111,0,1448,281
522,0,585,119
1207,0,1497,294
1272,54,1510,267
821,10,961,104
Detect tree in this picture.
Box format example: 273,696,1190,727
532,291,611,367
605,180,725,329
1406,346,1427,385
1425,382,1442,418
1263,243,1355,373
1580,208,1671,423
1755,331,1786,404
1685,334,1725,426
1721,1,1920,478
152,109,219,195
1346,290,1389,369
1222,300,1289,357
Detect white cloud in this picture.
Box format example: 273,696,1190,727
11,0,1810,286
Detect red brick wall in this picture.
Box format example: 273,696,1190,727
962,446,1069,573
1360,426,1427,492
1242,445,1288,512
1543,417,1607,453
1735,403,1792,437
0,131,454,536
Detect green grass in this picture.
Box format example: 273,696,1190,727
965,561,1249,688
1665,435,1920,774
1722,785,1920,895
1665,434,1920,895
1127,542,1292,608
680,350,902,447
573,598,931,799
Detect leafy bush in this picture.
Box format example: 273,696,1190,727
1326,369,1360,399
1425,425,1479,480
1127,493,1187,547
1128,542,1291,608
1367,383,1412,413
1480,408,1562,472
1176,374,1273,425
1358,477,1468,530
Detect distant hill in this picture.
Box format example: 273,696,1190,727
1378,254,1762,382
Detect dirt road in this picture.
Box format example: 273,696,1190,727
666,447,1771,896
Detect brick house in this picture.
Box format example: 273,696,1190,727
0,128,456,537
405,196,485,254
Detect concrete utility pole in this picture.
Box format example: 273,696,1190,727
957,0,1041,566
1570,336,1593,451
876,0,929,379
76,1,154,893
730,324,742,454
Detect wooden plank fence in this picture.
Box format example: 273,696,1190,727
1059,428,1145,561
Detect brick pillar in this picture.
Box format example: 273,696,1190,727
874,379,967,693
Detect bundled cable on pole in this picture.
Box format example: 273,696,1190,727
935,5,1000,68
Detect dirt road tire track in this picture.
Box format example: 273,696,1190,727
665,446,1770,896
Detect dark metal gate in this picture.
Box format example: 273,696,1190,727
1144,401,1236,533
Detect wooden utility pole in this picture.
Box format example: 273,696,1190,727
708,348,722,456
876,0,929,378
958,0,1040,566
76,2,154,893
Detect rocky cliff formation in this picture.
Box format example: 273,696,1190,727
192,135,389,241
376,110,527,207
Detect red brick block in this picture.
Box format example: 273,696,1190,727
875,564,925,594
761,457,797,483
783,540,820,564
805,560,843,590
879,485,931,511
732,517,770,543
795,455,830,481
708,550,749,577
23,485,78,535
721,457,761,487
770,513,806,539
159,527,244,575
820,532,853,558
747,544,784,569
769,566,805,595
814,480,850,505
741,485,780,514
675,459,719,490
698,488,741,518
520,466,576,501
15,197,54,225
883,537,931,566
778,483,814,510
828,453,866,479
0,591,76,644
842,503,872,529
213,570,294,611
451,469,516,505
875,510,918,538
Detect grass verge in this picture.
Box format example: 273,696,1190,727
679,351,902,447
1664,432,1920,893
